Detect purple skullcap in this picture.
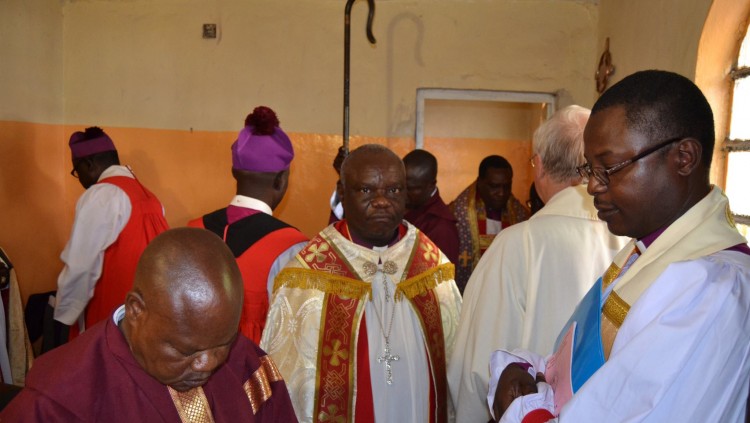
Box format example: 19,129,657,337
231,106,294,172
69,128,116,159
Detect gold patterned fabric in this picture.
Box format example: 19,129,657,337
598,187,746,359
261,222,462,422
599,246,637,359
244,355,284,414
168,386,215,423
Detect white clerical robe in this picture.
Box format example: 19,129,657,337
499,249,750,423
495,187,750,422
260,222,462,423
448,185,626,423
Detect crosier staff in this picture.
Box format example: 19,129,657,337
343,0,376,154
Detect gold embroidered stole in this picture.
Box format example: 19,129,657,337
600,244,638,359
274,226,455,423
612,187,744,305
598,187,745,359
168,387,215,423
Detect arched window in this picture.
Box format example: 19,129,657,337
726,28,750,235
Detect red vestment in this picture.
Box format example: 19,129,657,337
189,210,308,344
79,176,168,334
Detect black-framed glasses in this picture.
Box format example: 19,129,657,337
576,137,682,186
70,158,86,179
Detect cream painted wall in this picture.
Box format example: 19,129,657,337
62,0,598,135
5,0,729,306
0,0,63,122
597,0,712,87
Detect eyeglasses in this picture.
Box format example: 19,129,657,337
576,137,682,186
70,159,85,179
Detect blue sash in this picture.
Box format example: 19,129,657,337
553,277,606,393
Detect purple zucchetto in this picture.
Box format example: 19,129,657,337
231,106,294,172
69,127,117,159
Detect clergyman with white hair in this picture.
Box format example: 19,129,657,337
447,105,628,423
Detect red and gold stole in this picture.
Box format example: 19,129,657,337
277,223,453,423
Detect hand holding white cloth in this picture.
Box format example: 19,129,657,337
498,382,556,423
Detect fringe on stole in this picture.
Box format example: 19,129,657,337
274,263,455,301
273,268,372,299
395,263,455,301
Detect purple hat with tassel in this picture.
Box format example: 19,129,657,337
231,106,294,172
69,127,117,159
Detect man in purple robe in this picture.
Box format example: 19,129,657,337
1,228,298,422
403,149,460,264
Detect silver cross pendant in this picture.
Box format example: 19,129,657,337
377,342,400,385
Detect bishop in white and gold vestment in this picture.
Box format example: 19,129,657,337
261,220,462,423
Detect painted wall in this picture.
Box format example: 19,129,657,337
2,0,600,304
5,0,723,306
61,0,598,135
0,0,65,303
596,0,712,87
0,0,63,123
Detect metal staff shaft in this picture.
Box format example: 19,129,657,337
344,0,376,153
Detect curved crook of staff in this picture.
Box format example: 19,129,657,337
344,0,377,154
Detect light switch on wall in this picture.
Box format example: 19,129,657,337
203,24,217,39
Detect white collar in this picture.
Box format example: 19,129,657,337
230,195,273,215
112,304,126,325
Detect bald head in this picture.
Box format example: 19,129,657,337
123,228,244,391
134,227,243,316
340,144,405,187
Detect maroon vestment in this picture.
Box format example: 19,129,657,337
1,317,297,422
404,190,460,264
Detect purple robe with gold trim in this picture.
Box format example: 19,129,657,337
1,317,297,422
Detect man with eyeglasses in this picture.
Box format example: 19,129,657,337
492,70,750,422
55,127,168,341
448,106,627,423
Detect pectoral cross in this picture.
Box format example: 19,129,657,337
377,342,400,385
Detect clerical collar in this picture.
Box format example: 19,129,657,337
635,226,668,254
230,195,273,215
635,217,750,256
473,189,503,221
113,304,126,326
